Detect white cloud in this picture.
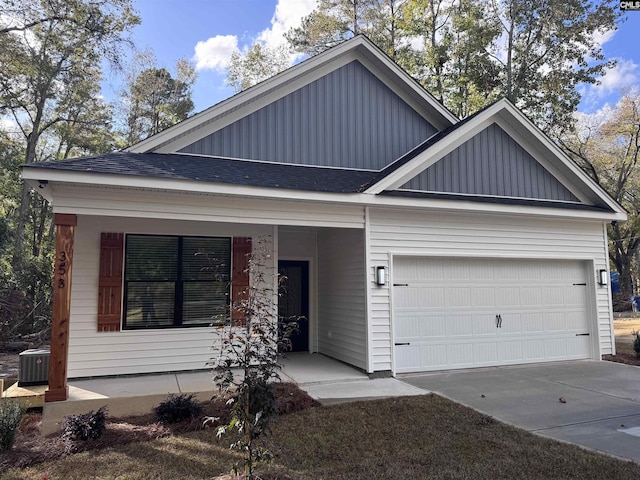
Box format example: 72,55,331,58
592,29,616,50
193,34,239,72
257,0,317,56
592,59,639,98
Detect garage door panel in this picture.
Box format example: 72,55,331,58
448,343,474,366
521,313,545,332
473,342,498,364
521,287,543,305
523,339,546,360
446,314,474,336
396,314,446,338
498,340,524,362
393,257,592,373
473,313,498,335
496,287,520,306
445,287,472,307
472,288,496,307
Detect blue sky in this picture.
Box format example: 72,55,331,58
110,0,640,118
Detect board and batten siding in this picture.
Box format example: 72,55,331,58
66,215,274,378
367,207,612,373
400,123,579,202
179,61,437,170
317,229,367,370
52,185,365,229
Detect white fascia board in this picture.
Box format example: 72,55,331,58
25,168,625,222
24,178,53,202
128,36,457,154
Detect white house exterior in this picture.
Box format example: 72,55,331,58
22,36,625,402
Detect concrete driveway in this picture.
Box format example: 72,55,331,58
401,360,640,463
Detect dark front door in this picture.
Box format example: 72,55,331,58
278,260,309,352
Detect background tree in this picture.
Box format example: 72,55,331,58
0,0,139,338
561,91,640,303
487,0,622,134
120,52,196,145
226,42,291,93
286,0,622,129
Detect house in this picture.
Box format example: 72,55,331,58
22,35,625,403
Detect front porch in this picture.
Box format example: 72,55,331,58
34,353,424,436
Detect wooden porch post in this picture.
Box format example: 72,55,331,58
45,213,76,402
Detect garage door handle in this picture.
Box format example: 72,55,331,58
395,342,410,346
575,333,590,336
496,314,502,328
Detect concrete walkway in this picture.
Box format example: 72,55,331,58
401,360,640,463
281,353,428,405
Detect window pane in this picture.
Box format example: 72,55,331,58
125,282,175,327
126,236,178,281
182,282,229,326
182,237,231,282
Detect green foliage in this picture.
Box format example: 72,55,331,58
285,0,623,128
0,399,25,452
62,406,108,441
633,331,640,359
119,52,196,146
208,236,299,478
226,42,291,93
154,394,202,424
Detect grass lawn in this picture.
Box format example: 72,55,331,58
4,394,640,480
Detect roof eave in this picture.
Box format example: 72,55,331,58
23,167,624,222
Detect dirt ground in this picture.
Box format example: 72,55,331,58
613,317,640,344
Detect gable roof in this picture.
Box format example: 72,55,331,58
23,152,378,193
364,98,624,215
126,35,458,155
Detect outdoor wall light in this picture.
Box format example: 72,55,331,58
598,269,608,286
375,266,387,286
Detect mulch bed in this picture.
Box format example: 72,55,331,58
602,353,640,366
0,382,319,472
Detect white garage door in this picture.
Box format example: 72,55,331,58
393,257,592,373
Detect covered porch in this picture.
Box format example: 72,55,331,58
42,204,375,423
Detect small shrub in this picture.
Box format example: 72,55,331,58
62,406,107,441
154,393,202,424
633,331,640,359
0,399,25,451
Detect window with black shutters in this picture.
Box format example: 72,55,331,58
123,235,231,329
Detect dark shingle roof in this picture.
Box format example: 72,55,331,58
24,152,378,194
382,190,611,212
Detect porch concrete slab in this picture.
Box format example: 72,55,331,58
400,360,640,463
302,377,430,405
176,370,216,401
280,353,369,384
68,374,180,400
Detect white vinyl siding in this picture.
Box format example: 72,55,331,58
368,207,611,373
53,185,365,229
318,229,367,369
67,215,274,378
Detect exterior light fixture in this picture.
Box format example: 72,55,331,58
598,269,608,286
375,266,386,286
